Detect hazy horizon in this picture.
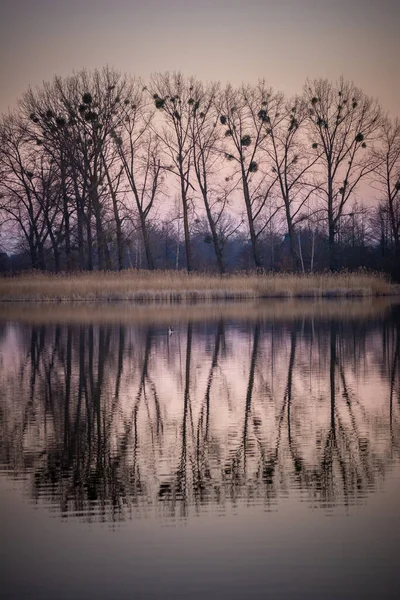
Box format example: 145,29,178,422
1,0,399,116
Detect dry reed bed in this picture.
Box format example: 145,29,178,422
0,298,397,326
0,271,398,302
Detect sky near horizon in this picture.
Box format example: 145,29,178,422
0,0,399,116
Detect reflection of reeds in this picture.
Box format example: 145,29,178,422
0,297,398,325
1,270,399,301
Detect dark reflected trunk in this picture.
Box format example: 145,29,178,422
243,323,260,460
287,329,297,446
63,327,72,464
204,320,224,438
330,322,337,434
176,323,192,511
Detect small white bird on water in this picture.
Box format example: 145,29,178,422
168,326,174,335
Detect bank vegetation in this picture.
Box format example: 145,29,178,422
0,270,398,302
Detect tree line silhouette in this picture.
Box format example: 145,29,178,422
0,69,399,276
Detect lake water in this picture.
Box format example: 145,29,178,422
1,302,399,599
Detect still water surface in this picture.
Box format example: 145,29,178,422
1,303,399,599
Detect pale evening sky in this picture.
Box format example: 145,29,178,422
0,0,399,116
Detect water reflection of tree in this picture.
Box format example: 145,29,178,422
0,313,399,521
195,320,224,499
288,323,380,506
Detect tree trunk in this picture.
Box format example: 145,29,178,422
28,229,38,269
76,199,85,271
61,159,71,271
327,169,337,271
180,172,192,272
72,165,86,271
86,206,93,271
44,213,60,273
393,240,400,282
203,196,225,274
328,220,337,271
92,190,107,270
139,212,154,270
287,218,297,271
95,210,105,270
104,161,124,271
242,173,262,269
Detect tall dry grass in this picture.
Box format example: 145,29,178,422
0,270,398,302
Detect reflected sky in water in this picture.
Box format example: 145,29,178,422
0,303,399,599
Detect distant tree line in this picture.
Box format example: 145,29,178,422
0,69,399,277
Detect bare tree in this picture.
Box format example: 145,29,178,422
24,68,132,270
190,81,229,273
373,117,400,277
304,78,382,270
114,84,164,270
63,68,131,270
0,112,59,269
260,93,321,268
218,82,280,269
150,72,197,272
22,80,78,270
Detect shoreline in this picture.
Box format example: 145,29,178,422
1,297,398,325
0,271,399,302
